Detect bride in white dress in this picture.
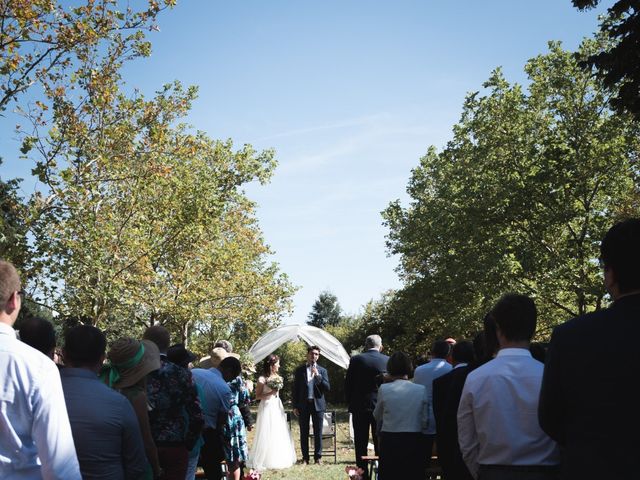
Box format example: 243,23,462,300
248,354,297,471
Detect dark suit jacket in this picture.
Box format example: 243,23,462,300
433,366,474,480
539,293,640,480
292,363,330,412
345,349,389,413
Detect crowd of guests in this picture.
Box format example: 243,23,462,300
1,217,639,480
0,258,253,480
345,217,640,480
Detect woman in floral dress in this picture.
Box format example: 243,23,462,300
224,375,250,480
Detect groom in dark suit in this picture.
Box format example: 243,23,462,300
344,334,388,476
293,345,331,464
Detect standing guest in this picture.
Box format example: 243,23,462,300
166,343,197,369
0,260,81,480
444,337,457,364
539,218,640,480
458,294,559,480
61,325,149,480
344,334,389,477
373,352,429,480
166,343,206,480
103,338,162,479
212,339,254,429
191,347,233,480
143,326,204,480
432,340,476,480
214,339,233,353
18,316,56,360
220,356,248,480
292,345,331,465
413,339,453,468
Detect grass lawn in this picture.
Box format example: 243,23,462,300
246,407,365,480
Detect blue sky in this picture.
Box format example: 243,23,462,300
1,1,606,324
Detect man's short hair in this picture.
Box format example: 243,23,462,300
307,345,320,354
214,339,233,353
0,260,20,307
600,218,640,293
490,293,537,342
143,325,171,353
19,317,56,357
451,340,475,364
64,325,107,366
219,356,242,378
387,351,413,377
431,340,451,359
364,334,382,349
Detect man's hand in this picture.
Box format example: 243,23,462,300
311,364,318,377
293,408,299,417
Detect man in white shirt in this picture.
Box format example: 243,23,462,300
413,339,452,469
0,260,81,480
457,294,559,480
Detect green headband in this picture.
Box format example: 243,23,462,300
101,343,146,388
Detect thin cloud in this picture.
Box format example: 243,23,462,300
257,113,387,141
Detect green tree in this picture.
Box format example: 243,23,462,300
22,78,294,349
383,40,640,354
572,0,640,119
0,165,28,271
0,0,174,114
307,290,343,329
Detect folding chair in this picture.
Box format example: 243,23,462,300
309,410,337,463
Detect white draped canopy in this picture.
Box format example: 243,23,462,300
247,324,351,370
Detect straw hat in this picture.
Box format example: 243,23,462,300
198,355,213,369
106,338,161,389
210,347,230,368
198,347,240,369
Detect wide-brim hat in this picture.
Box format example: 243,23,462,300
107,338,161,389
209,347,230,368
167,343,196,367
199,355,213,369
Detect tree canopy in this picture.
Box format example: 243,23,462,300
307,290,343,329
382,40,640,357
0,166,28,272
0,0,174,114
1,1,295,355
572,0,640,119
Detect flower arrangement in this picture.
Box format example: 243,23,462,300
243,469,261,480
345,465,365,480
266,374,283,390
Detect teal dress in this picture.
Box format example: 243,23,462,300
223,376,250,465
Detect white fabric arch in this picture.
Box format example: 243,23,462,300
248,324,350,369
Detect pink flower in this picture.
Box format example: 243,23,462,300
344,465,365,479
243,470,261,480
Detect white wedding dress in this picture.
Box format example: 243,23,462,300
248,377,297,470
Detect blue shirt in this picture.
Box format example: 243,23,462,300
191,368,232,429
413,358,452,434
61,368,148,480
0,322,81,480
